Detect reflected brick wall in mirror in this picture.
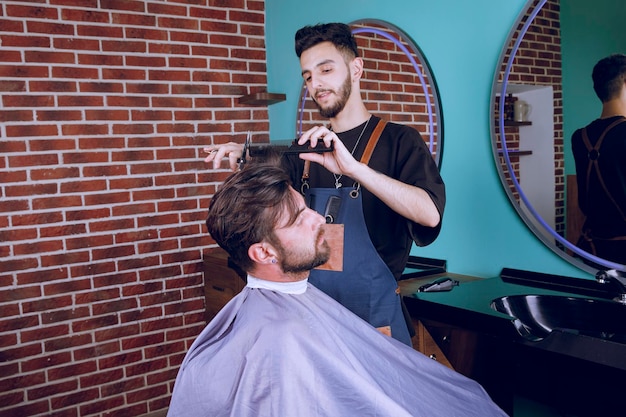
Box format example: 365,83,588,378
495,0,564,237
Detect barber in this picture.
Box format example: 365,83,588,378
204,23,445,346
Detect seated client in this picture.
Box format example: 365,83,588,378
166,162,506,417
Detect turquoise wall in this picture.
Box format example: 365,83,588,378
265,0,589,279
561,0,626,175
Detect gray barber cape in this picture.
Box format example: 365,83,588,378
167,280,507,417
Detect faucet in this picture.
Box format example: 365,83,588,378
595,269,626,304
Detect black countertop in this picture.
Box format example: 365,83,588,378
401,269,626,371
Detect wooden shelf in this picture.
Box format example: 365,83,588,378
503,120,532,126
497,150,533,156
238,92,286,106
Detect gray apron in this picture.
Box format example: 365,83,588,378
302,120,412,346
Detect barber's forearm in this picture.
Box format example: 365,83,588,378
349,162,440,227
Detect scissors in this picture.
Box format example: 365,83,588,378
237,132,251,171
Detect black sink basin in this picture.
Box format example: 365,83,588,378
490,294,626,342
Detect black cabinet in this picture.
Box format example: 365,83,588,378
403,276,626,417
202,249,245,322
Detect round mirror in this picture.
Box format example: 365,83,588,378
296,19,443,168
491,0,625,273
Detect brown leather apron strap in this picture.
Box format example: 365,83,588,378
360,119,387,164
580,127,594,189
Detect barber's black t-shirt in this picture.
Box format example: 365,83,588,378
282,115,446,280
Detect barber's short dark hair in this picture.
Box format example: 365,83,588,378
295,22,358,60
592,53,626,102
206,162,298,272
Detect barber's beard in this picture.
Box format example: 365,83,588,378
277,231,331,274
313,74,352,119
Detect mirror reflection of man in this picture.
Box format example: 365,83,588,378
204,23,445,346
571,53,626,265
166,163,505,417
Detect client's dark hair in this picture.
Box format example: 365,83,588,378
295,22,358,60
592,53,626,102
206,162,299,272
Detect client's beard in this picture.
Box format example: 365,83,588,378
278,234,331,274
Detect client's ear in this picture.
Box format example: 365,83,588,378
248,242,277,265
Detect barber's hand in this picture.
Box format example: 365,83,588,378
297,125,359,177
203,142,244,171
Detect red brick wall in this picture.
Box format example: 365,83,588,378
0,1,268,416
